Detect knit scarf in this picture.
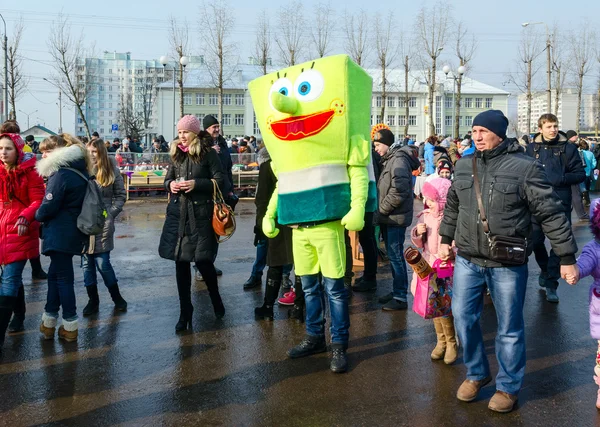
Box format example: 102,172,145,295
178,143,190,153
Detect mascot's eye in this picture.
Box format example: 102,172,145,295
294,70,324,102
269,77,293,110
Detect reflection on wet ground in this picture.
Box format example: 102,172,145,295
1,199,599,426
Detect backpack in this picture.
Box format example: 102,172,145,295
65,168,108,235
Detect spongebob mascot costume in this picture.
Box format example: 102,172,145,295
249,54,373,373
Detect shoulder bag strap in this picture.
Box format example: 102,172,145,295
64,167,89,182
471,157,490,235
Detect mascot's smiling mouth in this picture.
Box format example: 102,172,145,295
269,109,335,141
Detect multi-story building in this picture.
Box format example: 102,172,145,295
154,64,509,142
517,89,599,134
75,52,205,143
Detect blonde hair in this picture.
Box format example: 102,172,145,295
170,130,212,164
39,133,93,172
87,138,115,187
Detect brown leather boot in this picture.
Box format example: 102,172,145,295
488,391,518,413
456,376,492,402
39,313,57,340
431,317,446,360
440,316,458,365
58,319,78,342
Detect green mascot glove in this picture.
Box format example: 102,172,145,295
341,164,369,231
262,184,280,238
341,207,365,231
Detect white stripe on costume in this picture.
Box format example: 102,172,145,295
278,163,349,195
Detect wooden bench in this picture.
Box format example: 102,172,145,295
122,172,166,200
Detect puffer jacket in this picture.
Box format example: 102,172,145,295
424,142,435,174
158,148,224,263
0,136,45,265
213,135,233,196
87,157,126,254
525,131,585,210
35,145,89,255
377,145,421,228
440,138,577,267
575,239,600,339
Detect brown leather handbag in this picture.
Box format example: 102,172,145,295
212,179,236,242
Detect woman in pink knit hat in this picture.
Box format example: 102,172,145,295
158,115,226,332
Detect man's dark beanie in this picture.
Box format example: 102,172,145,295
472,110,508,139
25,135,34,142
566,130,578,140
203,115,219,130
375,129,395,147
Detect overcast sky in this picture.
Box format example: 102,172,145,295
1,0,599,134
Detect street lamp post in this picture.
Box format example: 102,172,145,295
0,13,8,123
43,78,63,133
522,22,552,113
160,55,189,140
442,65,466,139
18,109,38,130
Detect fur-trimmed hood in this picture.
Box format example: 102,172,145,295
257,147,270,165
36,145,88,177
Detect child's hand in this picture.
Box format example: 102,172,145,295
561,265,579,286
416,223,427,236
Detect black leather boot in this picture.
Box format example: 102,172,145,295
288,275,305,323
0,296,16,355
175,304,194,332
330,344,348,373
107,284,128,311
176,272,193,331
243,275,262,290
206,280,225,318
30,257,48,281
255,270,282,321
287,335,327,359
83,285,100,316
8,286,25,333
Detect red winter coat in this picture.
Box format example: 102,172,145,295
0,153,45,265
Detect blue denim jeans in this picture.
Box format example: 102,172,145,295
251,238,268,277
82,252,118,288
452,256,528,395
302,274,349,347
383,225,408,302
45,252,77,321
0,260,27,297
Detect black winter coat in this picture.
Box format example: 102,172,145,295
212,135,233,196
525,132,585,210
440,139,577,267
158,149,224,263
254,152,293,267
377,145,420,228
35,145,88,255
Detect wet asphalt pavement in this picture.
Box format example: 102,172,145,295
1,198,599,426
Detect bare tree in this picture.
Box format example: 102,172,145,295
254,10,271,75
276,1,305,66
117,91,145,140
200,0,236,125
454,22,477,138
47,14,93,138
568,26,595,134
311,2,333,58
168,16,190,118
342,9,369,66
374,12,398,121
550,24,568,117
400,35,416,138
6,18,26,121
139,72,158,145
416,1,452,136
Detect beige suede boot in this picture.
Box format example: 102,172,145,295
441,316,458,365
431,317,446,360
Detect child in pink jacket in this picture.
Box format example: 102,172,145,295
410,177,457,364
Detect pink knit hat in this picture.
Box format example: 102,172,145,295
177,115,201,135
422,178,452,213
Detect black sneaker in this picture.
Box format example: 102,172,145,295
243,275,262,290
215,267,223,276
353,277,377,292
8,315,24,333
382,299,408,311
378,292,394,304
330,348,348,373
287,335,327,359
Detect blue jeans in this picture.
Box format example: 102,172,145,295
0,260,27,297
45,252,77,321
383,225,408,302
251,238,268,277
302,274,349,347
82,252,118,288
452,256,528,395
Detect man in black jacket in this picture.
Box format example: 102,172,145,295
525,114,585,303
203,115,234,200
439,110,577,413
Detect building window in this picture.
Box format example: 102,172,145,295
235,114,244,126
445,115,453,127
108,69,112,74
183,93,192,105
100,102,105,108
195,113,205,121
459,116,463,127
109,94,113,100
235,94,244,106
100,111,104,117
376,96,382,107
465,98,473,108
222,114,231,126
100,120,104,125
370,115,374,126
223,94,232,105
408,115,417,126
387,97,396,108
445,97,453,109
398,115,406,126
486,97,493,109
99,86,104,91
109,111,113,117
465,116,473,126
409,97,417,108
376,115,382,123
388,115,396,126
475,98,483,108
209,94,218,105
100,128,104,134
196,93,205,105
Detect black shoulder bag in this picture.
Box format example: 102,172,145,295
472,157,527,266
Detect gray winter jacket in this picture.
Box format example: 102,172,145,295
377,144,421,228
87,157,126,254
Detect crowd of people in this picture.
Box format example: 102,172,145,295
1,109,600,414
